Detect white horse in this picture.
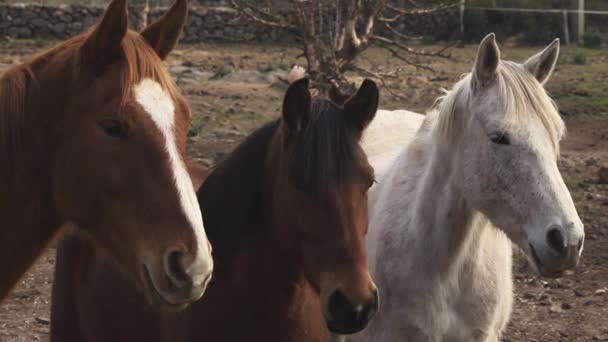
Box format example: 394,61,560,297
350,34,585,342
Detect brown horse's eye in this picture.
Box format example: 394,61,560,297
368,176,377,189
99,119,128,139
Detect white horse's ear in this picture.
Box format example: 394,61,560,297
473,33,501,88
524,38,560,86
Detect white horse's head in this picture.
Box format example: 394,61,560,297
435,33,584,277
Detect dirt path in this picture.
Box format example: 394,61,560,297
0,41,606,342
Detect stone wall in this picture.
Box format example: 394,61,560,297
0,3,294,42
0,3,455,43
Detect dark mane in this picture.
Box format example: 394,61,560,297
197,97,365,269
289,98,361,194
197,120,280,268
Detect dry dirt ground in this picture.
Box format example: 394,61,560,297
0,39,606,341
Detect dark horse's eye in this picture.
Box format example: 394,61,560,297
368,176,377,189
99,119,128,139
489,131,510,145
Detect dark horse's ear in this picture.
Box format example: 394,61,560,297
81,0,128,74
282,78,311,134
141,0,188,60
344,79,379,131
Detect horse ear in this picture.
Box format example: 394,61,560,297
344,79,379,131
524,38,560,86
473,33,501,88
141,0,188,60
185,160,210,191
282,78,311,134
81,0,128,73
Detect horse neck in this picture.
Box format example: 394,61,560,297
0,57,72,300
239,133,322,330
375,123,486,279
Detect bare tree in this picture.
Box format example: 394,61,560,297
230,0,455,95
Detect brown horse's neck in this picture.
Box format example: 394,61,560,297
188,232,326,342
188,130,327,341
0,54,73,301
0,155,64,299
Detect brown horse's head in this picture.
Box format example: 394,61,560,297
272,79,380,334
48,0,212,309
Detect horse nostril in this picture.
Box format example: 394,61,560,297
328,290,352,323
327,289,378,334
164,249,191,289
546,228,567,257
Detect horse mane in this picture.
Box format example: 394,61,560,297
74,30,179,103
0,29,178,170
197,120,279,269
288,98,362,194
434,61,565,153
198,97,364,268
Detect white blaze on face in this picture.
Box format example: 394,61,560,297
133,79,212,286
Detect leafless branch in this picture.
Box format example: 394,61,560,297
371,34,453,58
380,3,458,23
229,0,296,29
350,65,409,101
382,22,423,41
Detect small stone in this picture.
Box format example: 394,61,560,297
574,289,587,297
35,317,50,325
522,292,535,299
549,302,562,313
599,167,608,184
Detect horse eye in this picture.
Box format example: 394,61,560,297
99,119,127,139
489,131,510,145
368,176,377,189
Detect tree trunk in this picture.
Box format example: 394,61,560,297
132,0,150,31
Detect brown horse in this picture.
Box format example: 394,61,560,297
51,78,380,342
0,0,213,308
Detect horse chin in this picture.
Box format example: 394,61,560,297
142,265,190,312
325,317,369,335
527,244,565,279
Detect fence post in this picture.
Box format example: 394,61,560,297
460,0,466,36
578,0,585,43
563,10,570,44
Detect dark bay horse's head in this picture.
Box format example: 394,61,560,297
48,0,212,309
270,79,380,334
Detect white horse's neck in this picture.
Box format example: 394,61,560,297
370,116,490,286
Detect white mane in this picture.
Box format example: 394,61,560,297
435,61,565,152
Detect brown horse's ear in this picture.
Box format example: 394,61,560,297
185,160,210,191
472,33,501,88
282,78,311,134
344,79,379,131
524,38,560,86
81,0,128,73
141,0,188,60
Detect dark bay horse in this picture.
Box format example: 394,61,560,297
51,78,380,342
0,0,213,308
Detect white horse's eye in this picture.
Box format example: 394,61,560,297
489,131,510,145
